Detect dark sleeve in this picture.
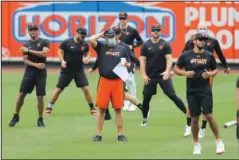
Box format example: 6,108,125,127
140,43,147,57
43,39,50,48
83,44,90,56
210,54,217,70
23,43,29,55
59,40,67,51
214,39,228,68
182,40,192,53
123,44,139,65
164,43,172,55
133,30,143,47
92,57,99,70
93,41,102,55
176,54,185,68
124,47,131,64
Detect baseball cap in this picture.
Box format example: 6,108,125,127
151,24,162,31
194,33,208,40
28,24,39,30
76,27,87,35
119,12,128,19
112,26,121,35
103,29,116,37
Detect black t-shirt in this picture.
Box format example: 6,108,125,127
60,38,89,73
93,41,130,79
182,36,228,68
140,39,172,78
120,25,143,73
23,38,49,71
176,50,217,93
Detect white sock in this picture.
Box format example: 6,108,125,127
47,102,54,109
128,73,137,97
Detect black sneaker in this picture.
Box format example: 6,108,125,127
104,112,111,120
93,135,102,142
9,114,19,127
37,118,45,127
117,134,127,142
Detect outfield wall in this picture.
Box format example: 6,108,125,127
1,1,239,63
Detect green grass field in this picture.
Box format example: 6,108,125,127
2,70,238,159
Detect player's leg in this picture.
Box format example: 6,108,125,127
199,114,207,138
201,91,225,154
112,79,127,141
199,77,213,137
127,72,137,111
36,71,47,127
45,72,72,115
123,80,131,111
124,92,142,110
9,72,34,127
141,79,156,126
93,77,110,141
187,93,202,154
75,71,97,116
159,78,191,136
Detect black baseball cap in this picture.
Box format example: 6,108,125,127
76,27,87,35
119,12,128,19
28,24,39,30
103,29,116,37
112,26,121,35
151,24,161,31
194,33,208,40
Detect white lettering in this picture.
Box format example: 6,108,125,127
211,7,227,26
185,7,198,26
216,30,233,49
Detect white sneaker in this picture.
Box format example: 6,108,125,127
193,142,202,155
184,125,191,137
198,128,206,138
128,104,137,111
216,139,225,154
140,119,148,127
123,101,130,111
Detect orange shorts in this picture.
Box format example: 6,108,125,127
96,77,124,109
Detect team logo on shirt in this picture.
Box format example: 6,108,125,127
105,51,120,56
190,58,207,64
125,32,130,35
81,46,85,51
207,42,211,46
159,45,164,50
37,43,41,47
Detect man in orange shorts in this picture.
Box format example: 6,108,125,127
89,29,130,142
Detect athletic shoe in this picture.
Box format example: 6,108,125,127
198,128,206,138
37,118,45,127
184,125,191,137
93,135,102,142
45,108,52,115
193,142,202,155
9,114,19,127
117,134,127,142
140,119,148,127
216,139,225,154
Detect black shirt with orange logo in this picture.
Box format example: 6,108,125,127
59,38,89,73
93,41,130,79
182,36,228,68
23,38,49,71
140,39,172,78
176,50,217,93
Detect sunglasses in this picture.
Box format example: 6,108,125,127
119,18,127,20
152,29,161,32
197,38,207,42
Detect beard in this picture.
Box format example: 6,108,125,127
196,44,205,50
152,34,160,39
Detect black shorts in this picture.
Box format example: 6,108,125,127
236,76,239,88
56,71,88,90
187,91,213,117
143,77,175,97
19,70,47,96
